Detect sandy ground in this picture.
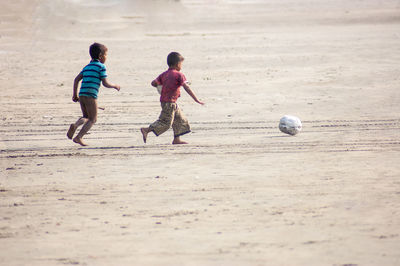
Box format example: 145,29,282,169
1,0,400,265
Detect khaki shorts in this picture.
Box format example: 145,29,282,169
149,102,191,137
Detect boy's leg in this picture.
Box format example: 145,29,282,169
67,117,87,139
172,106,191,144
73,96,97,146
140,128,150,143
67,99,90,139
141,103,175,143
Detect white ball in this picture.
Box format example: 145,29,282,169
156,85,162,95
279,115,302,135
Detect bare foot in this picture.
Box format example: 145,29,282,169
73,137,87,146
140,128,148,143
172,139,188,145
67,124,77,139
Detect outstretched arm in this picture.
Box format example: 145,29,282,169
182,83,204,105
72,73,83,102
102,78,121,91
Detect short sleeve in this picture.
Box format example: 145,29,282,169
155,73,163,85
178,73,187,86
100,65,107,79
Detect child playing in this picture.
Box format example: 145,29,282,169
141,52,204,144
67,42,120,146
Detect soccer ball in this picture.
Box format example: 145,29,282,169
279,115,302,135
156,85,162,95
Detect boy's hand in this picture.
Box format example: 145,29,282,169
72,95,79,102
114,85,121,91
182,83,204,105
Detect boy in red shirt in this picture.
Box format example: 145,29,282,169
141,52,204,144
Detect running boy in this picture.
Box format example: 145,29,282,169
141,52,204,144
67,42,120,146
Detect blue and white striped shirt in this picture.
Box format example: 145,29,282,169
79,60,107,99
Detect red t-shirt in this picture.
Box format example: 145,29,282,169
155,68,187,103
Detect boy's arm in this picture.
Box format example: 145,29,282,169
182,83,204,105
73,73,83,102
102,78,121,91
151,80,158,87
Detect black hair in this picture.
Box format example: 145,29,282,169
167,52,184,67
89,42,107,60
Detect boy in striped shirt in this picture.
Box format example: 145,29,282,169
67,43,120,146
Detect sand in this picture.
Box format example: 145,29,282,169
1,0,400,265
